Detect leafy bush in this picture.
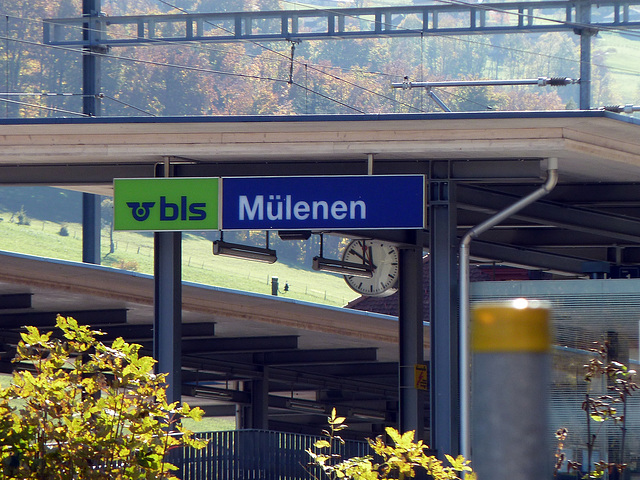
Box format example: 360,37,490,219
11,205,30,226
308,409,474,480
555,341,638,479
0,315,207,479
117,259,140,271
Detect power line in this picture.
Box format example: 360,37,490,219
100,94,157,116
137,0,423,112
0,90,159,116
0,92,86,96
0,33,289,83
4,14,384,114
0,18,578,114
3,5,639,116
12,7,640,84
290,80,365,113
12,4,640,78
276,0,640,76
436,0,640,40
0,96,87,117
145,0,397,112
30,2,620,104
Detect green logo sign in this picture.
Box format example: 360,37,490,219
114,178,220,231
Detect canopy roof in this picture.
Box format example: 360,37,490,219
2,110,640,434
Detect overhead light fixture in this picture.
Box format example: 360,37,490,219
311,233,372,277
312,256,373,277
278,230,312,241
191,387,234,401
212,231,277,263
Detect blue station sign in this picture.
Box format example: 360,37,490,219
221,175,426,230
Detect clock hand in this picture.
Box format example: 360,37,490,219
350,249,367,262
364,244,378,270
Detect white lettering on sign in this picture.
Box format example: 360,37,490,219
238,195,366,222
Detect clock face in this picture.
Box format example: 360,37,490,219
342,239,399,297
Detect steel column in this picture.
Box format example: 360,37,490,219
82,192,100,264
81,0,102,264
398,244,426,440
248,367,270,429
429,179,460,457
154,231,182,404
577,0,593,110
82,0,102,118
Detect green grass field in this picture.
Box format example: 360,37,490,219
0,211,363,431
0,212,360,307
597,32,640,104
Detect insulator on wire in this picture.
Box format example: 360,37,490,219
547,77,574,86
603,104,639,114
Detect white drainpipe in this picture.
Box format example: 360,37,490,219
459,157,559,462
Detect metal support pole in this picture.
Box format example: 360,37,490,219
82,192,100,264
154,231,182,404
82,1,101,118
398,243,426,440
81,0,102,264
429,178,459,457
154,225,183,479
249,367,270,429
577,0,593,110
154,159,182,405
471,300,551,480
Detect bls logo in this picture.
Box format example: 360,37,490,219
127,202,155,221
127,196,207,222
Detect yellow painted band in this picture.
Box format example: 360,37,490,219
471,302,551,352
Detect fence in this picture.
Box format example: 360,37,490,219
182,429,369,480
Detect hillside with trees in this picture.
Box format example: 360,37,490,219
0,0,636,118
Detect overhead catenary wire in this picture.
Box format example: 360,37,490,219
100,94,157,116
430,87,495,111
280,0,640,41
290,80,365,113
144,0,425,112
0,32,306,116
10,6,638,97
393,76,580,89
0,90,157,117
141,0,395,112
0,92,87,96
132,0,640,106
0,96,87,116
0,33,289,83
13,4,640,80
5,12,415,115
33,0,624,106
2,2,638,116
277,0,640,77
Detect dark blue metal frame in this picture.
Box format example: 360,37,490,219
45,0,640,46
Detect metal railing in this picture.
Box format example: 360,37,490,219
182,429,369,480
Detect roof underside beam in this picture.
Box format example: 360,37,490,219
0,159,543,186
206,347,378,366
458,185,640,244
470,240,591,273
0,309,128,328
